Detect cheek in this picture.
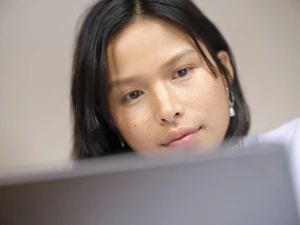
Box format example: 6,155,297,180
201,79,230,139
184,70,226,110
112,107,158,151
186,71,229,138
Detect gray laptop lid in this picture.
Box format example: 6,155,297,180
0,144,299,225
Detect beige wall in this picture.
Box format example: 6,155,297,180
0,0,299,169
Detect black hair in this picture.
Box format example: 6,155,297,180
71,0,251,159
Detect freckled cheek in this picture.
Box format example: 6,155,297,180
202,80,230,135
183,79,216,110
182,73,228,123
115,112,140,133
115,110,156,148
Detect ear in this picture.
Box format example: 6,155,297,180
217,51,234,84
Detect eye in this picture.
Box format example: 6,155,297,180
124,90,144,101
173,67,191,79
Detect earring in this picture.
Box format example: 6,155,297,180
118,134,125,148
226,87,236,118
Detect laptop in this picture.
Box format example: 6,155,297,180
0,143,299,225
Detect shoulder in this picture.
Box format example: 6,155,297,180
258,118,300,144
242,118,300,208
242,118,300,150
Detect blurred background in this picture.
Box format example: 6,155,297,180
0,0,299,169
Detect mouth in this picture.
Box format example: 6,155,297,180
162,126,201,148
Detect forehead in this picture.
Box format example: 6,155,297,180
106,18,198,80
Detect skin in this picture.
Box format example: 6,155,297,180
107,18,234,155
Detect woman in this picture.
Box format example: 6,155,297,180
71,0,298,159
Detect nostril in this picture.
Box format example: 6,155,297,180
175,112,180,117
160,112,181,123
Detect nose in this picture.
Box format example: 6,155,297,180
154,85,185,124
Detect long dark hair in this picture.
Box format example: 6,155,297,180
71,0,251,159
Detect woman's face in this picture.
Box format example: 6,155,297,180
107,18,234,155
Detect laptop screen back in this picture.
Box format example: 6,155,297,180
0,145,299,225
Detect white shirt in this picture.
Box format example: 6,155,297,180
243,118,300,214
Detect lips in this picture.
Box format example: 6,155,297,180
162,126,201,148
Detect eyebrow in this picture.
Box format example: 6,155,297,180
108,76,140,91
108,49,197,91
162,49,197,68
